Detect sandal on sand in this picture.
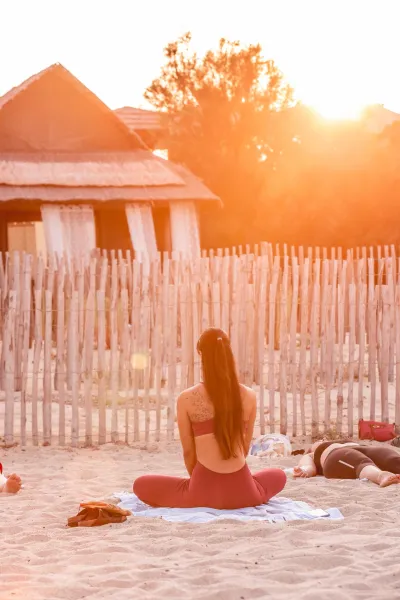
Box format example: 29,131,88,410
67,501,131,527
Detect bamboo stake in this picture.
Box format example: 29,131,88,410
324,286,334,434
267,258,279,432
120,287,130,444
154,291,162,441
70,291,79,447
367,258,375,379
336,261,347,436
348,284,356,437
230,256,240,364
179,284,189,392
369,287,378,421
319,260,329,383
19,254,32,447
396,285,400,428
310,259,320,438
4,291,17,446
299,258,309,436
279,260,288,434
43,289,52,445
191,282,200,384
132,276,141,442
386,258,395,383
357,284,367,423
31,258,44,446
238,258,248,380
257,256,268,434
13,252,23,393
289,259,299,437
56,260,66,446
143,289,151,442
244,282,255,386
110,259,119,443
381,286,390,422
97,258,108,445
167,282,178,440
221,256,230,334
83,259,96,446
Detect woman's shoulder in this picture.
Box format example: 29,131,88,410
178,384,213,421
239,384,257,403
239,385,256,417
178,383,205,401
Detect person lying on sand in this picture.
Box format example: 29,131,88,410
0,463,22,494
134,328,286,509
294,440,400,487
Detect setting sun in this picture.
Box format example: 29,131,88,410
305,98,366,121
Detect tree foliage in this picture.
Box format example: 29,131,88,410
145,33,294,246
146,34,400,248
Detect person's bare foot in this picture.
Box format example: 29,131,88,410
378,471,400,488
3,473,22,494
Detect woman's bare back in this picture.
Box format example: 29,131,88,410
184,383,256,474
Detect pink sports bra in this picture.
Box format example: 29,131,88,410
191,418,248,437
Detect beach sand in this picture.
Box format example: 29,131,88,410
1,443,400,600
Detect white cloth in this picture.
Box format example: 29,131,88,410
250,434,292,458
125,204,158,262
115,492,343,524
41,204,96,261
169,201,200,260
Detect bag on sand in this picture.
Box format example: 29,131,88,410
67,501,131,528
358,419,396,442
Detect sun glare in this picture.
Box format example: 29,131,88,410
306,98,367,121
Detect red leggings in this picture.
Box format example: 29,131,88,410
133,462,287,510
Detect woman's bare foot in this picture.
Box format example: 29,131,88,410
378,471,400,488
3,473,22,494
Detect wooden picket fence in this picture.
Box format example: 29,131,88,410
0,243,400,447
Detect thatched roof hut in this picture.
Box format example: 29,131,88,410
0,64,219,259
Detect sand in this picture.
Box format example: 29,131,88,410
1,443,400,600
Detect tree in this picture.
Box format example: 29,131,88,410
145,33,294,247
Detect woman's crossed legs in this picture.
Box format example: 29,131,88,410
134,463,287,510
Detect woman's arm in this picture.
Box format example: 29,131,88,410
293,454,317,478
177,393,197,476
243,391,257,456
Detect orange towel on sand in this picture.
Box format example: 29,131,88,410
67,502,131,527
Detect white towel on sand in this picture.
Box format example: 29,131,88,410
115,492,343,524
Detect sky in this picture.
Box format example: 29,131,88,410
1,0,399,119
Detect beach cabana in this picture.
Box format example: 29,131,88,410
0,64,219,260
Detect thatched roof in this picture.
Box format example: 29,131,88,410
0,155,220,204
0,64,145,150
0,151,183,187
115,107,163,132
0,64,220,206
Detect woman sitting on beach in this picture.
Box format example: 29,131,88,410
134,328,286,509
0,463,22,494
294,439,400,487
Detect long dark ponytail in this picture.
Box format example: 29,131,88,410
197,328,244,459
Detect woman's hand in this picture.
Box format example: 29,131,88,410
293,466,311,478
